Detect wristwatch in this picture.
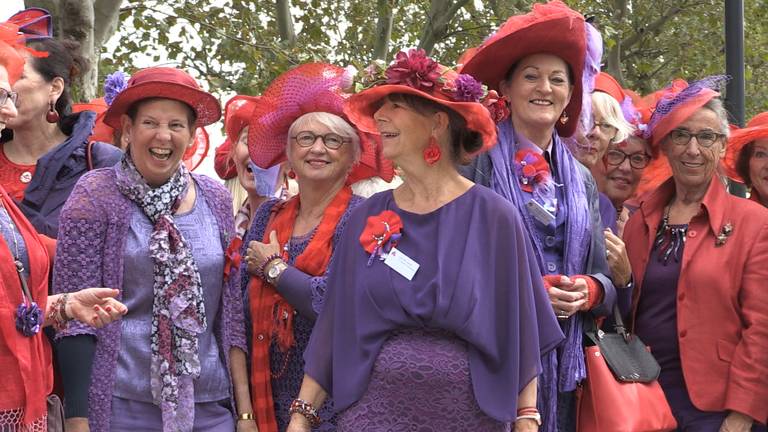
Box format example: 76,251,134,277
266,259,289,285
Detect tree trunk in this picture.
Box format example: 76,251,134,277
373,0,395,61
418,0,470,55
276,0,296,46
60,0,96,101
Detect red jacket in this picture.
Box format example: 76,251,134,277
624,177,768,424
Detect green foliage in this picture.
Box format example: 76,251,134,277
99,0,767,120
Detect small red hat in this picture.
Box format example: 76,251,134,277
248,63,395,182
594,72,626,104
724,112,768,182
458,1,586,137
7,7,52,41
103,67,221,129
345,49,498,155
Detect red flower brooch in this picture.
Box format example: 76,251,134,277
386,48,441,92
513,150,551,193
359,210,403,266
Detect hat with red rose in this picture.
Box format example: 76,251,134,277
458,1,590,137
247,62,395,182
344,48,500,154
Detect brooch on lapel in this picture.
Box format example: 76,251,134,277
715,222,733,247
360,210,403,266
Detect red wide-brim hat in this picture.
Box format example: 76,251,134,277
344,83,497,153
458,0,586,137
182,127,210,172
594,72,626,104
248,63,394,182
724,112,768,182
103,67,221,129
214,138,237,180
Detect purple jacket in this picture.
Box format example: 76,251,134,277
52,166,247,432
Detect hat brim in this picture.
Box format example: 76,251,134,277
103,81,221,129
459,10,585,137
344,84,497,154
724,125,768,181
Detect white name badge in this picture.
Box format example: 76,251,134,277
384,247,420,280
526,199,556,226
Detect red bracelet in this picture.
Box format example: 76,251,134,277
289,398,321,427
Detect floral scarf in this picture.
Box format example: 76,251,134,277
115,155,206,432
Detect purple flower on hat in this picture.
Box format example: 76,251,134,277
104,71,129,106
386,48,441,92
454,74,484,102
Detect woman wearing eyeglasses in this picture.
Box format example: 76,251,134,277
624,77,768,431
242,63,391,432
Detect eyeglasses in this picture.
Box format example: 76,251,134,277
604,149,651,169
292,131,349,150
668,129,725,148
591,121,617,135
0,88,18,107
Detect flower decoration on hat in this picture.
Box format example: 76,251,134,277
359,210,403,266
386,48,441,91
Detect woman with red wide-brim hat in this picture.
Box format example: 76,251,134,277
724,112,768,207
285,49,563,432
53,66,254,432
457,2,619,430
240,62,395,432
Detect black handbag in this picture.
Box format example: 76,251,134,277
584,304,660,383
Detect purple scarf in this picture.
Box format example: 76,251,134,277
115,155,207,432
489,120,589,431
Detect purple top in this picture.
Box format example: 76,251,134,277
304,185,564,422
115,194,230,403
241,195,362,430
598,192,618,233
52,167,247,431
634,232,686,388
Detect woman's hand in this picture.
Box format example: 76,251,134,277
65,417,90,432
245,231,282,276
719,411,754,432
604,228,632,287
237,419,259,432
543,275,586,319
286,414,311,432
66,288,127,328
514,418,539,432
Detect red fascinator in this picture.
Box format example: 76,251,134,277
344,48,498,154
247,62,394,183
724,112,768,182
458,1,586,137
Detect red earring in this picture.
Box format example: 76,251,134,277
423,136,441,165
559,111,569,125
46,102,60,123
287,169,296,179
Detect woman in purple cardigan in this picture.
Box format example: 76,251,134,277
52,67,252,432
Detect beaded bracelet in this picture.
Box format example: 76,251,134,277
47,293,70,331
257,252,282,279
289,398,321,427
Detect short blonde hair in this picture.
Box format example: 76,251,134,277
592,92,634,144
286,112,361,163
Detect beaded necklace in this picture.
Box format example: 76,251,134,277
0,201,42,336
653,205,688,265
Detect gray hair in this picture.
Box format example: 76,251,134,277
701,97,730,139
286,112,361,163
592,92,634,143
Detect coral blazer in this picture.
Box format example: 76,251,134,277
624,177,768,424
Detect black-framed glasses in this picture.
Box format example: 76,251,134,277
292,131,349,149
591,121,617,135
668,129,725,148
604,149,651,169
0,88,18,107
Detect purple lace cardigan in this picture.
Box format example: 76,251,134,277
52,167,247,432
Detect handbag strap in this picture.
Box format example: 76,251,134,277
584,303,630,343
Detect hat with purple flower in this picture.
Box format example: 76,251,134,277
344,48,501,153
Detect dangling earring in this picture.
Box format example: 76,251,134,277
423,136,441,166
559,111,569,125
287,169,296,179
46,101,60,123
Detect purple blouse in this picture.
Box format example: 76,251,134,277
304,185,564,422
52,167,247,432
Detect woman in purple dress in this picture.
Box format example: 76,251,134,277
285,50,563,432
241,63,391,432
52,67,252,432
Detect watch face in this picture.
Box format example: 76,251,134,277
268,264,281,278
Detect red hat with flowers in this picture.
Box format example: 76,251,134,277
344,48,500,153
247,62,395,182
1,8,51,85
103,66,221,129
458,1,587,137
724,112,768,182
